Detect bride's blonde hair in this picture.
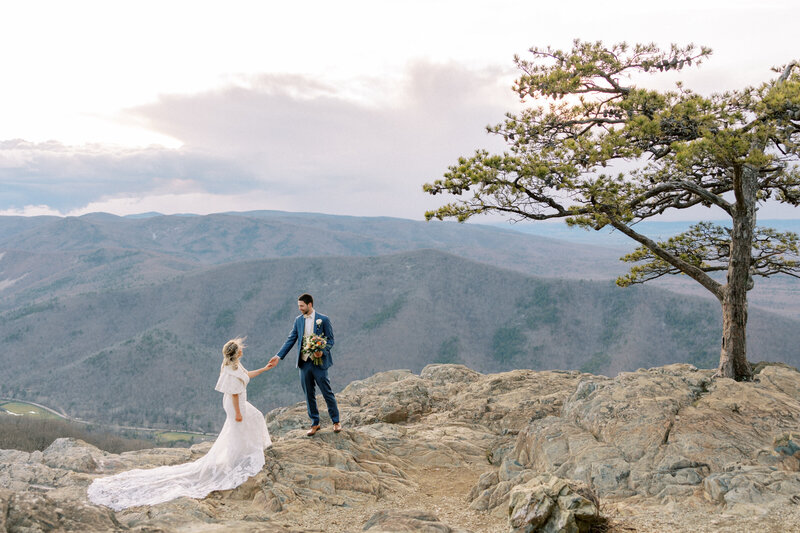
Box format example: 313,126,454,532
222,337,246,370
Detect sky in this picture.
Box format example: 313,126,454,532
1,0,799,221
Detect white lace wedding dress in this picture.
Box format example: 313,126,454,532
87,363,271,511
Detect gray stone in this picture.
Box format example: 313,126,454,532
42,438,99,473
508,474,601,533
362,509,472,532
420,364,482,384
0,488,121,531
499,459,524,481
502,363,800,510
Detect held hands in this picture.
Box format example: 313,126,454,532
248,361,275,379
265,355,280,370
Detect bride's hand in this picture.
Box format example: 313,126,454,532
235,413,243,422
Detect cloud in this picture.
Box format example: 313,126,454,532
0,139,258,212
0,204,63,217
7,57,793,221
125,61,516,190
0,62,516,218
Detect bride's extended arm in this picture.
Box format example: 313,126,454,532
247,366,270,379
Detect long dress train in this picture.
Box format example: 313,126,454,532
87,364,271,511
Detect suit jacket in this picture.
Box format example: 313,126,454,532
275,312,335,369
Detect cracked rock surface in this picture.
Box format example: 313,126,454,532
2,363,800,532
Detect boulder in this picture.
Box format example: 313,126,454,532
42,438,100,473
419,364,482,384
0,488,121,531
508,474,602,533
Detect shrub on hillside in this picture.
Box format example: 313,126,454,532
0,414,153,453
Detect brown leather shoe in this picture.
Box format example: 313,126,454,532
306,425,321,436
333,422,342,433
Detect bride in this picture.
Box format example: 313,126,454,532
88,338,272,511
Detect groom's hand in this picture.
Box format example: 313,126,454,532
266,355,280,370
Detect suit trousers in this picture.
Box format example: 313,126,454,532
299,359,340,425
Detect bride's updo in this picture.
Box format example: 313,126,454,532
222,337,246,370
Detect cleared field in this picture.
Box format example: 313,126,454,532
1,399,214,449
154,431,211,445
0,401,61,420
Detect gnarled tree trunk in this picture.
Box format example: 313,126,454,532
717,166,756,381
718,286,751,380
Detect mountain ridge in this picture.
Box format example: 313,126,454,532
3,211,797,321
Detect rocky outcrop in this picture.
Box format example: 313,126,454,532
0,488,123,532
508,474,602,533
243,428,416,511
2,362,800,532
362,509,473,532
467,363,800,523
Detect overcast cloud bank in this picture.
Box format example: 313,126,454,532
1,62,514,218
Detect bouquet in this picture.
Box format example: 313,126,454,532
302,334,328,366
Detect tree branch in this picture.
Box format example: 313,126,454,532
607,217,724,298
779,61,799,83
630,181,733,215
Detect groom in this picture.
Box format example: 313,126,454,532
266,293,341,436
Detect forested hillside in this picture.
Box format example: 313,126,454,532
2,247,798,432
0,211,625,303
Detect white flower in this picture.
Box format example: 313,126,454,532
316,319,322,325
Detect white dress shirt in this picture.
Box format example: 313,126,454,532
301,311,316,361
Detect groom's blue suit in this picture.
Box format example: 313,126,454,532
275,312,340,426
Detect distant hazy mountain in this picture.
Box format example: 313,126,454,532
0,210,627,279
0,211,634,317
1,249,798,433
2,212,797,321
493,218,800,248
490,218,800,320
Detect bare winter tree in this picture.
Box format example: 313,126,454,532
424,41,800,380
